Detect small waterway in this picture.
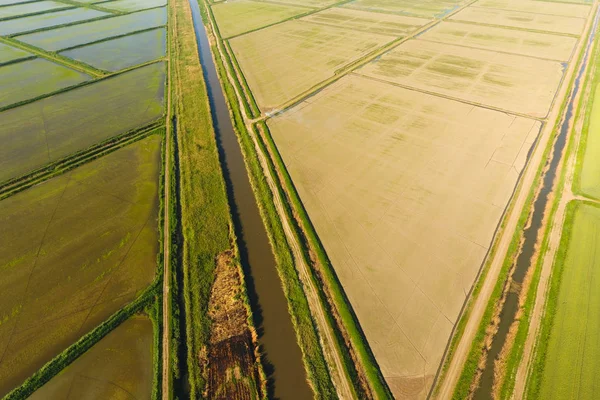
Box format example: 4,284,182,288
187,1,313,399
473,9,600,400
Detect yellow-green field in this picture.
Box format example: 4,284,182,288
342,0,464,18
527,202,600,399
578,81,600,199
0,136,160,396
29,316,154,399
356,39,564,118
212,0,311,38
268,74,540,398
474,0,590,18
420,21,577,61
450,7,586,35
229,19,393,110
301,7,428,37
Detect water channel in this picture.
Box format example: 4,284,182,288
187,1,313,398
474,8,600,399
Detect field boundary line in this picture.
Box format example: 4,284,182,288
444,18,581,38
0,5,76,22
351,72,548,121
54,25,166,52
469,4,590,20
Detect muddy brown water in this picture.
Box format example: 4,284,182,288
187,1,313,399
473,9,600,400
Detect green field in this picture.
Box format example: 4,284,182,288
0,1,71,20
0,61,165,183
29,315,154,399
0,42,32,64
578,82,600,199
528,202,600,399
60,28,166,72
0,8,109,36
17,7,167,51
0,58,91,108
0,136,160,397
103,0,166,12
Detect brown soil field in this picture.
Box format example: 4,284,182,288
474,0,591,18
420,21,578,61
0,136,160,396
300,7,429,37
212,0,311,38
29,316,154,399
268,74,541,399
356,39,565,118
450,7,586,35
229,19,393,111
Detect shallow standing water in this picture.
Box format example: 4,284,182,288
187,1,313,399
473,9,600,400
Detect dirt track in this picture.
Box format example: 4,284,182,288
433,4,599,399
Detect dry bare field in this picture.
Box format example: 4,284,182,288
474,0,590,18
212,0,311,38
301,7,428,37
450,7,586,35
342,0,464,18
268,74,540,398
356,39,564,118
229,19,392,110
420,21,577,61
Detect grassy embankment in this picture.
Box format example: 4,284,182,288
3,128,167,400
446,12,597,399
200,1,338,397
169,0,263,398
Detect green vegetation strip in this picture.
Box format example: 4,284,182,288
199,0,336,396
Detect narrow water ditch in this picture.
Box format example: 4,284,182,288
187,1,313,398
473,9,600,400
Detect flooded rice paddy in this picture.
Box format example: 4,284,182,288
0,8,109,36
0,136,161,397
60,28,166,72
0,42,32,65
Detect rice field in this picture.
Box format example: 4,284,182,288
103,0,167,12
29,316,154,399
420,21,578,61
578,80,600,199
60,28,166,72
212,0,311,38
450,7,586,35
17,7,167,51
342,0,464,18
474,0,591,18
0,8,109,36
0,136,160,397
0,61,165,183
528,202,600,400
356,39,564,118
0,58,91,108
0,1,71,20
301,7,429,37
0,42,32,65
229,19,393,110
268,73,541,398
263,0,338,7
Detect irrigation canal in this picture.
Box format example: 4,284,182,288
188,1,313,398
473,7,600,399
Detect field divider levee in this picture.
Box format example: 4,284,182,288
0,121,164,200
440,18,581,38
468,4,590,20
2,13,117,37
54,26,166,52
200,0,339,396
0,36,105,77
53,0,125,14
432,3,599,399
0,0,45,8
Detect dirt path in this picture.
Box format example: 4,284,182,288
161,0,175,398
433,5,598,399
512,6,599,396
